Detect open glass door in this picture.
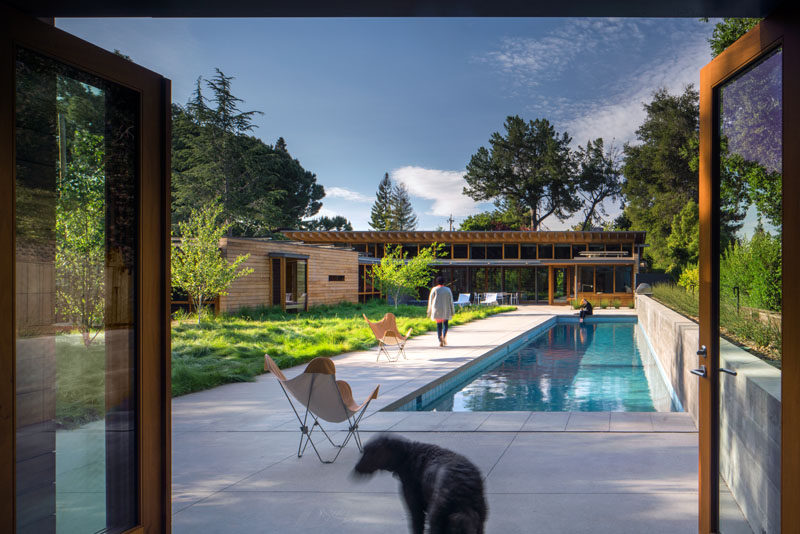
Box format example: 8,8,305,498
699,9,798,534
1,7,171,533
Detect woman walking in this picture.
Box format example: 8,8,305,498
427,275,455,347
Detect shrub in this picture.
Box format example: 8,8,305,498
612,298,622,308
677,264,699,294
570,299,582,309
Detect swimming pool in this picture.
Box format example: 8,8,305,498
391,318,679,412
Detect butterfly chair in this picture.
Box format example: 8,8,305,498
363,312,413,362
264,354,379,463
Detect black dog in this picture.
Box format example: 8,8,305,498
352,434,487,534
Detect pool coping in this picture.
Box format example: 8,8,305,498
381,314,651,413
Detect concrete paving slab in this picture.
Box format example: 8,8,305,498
651,412,697,432
611,412,655,432
487,492,697,534
437,411,492,431
477,412,532,432
566,412,611,431
522,411,570,431
387,411,453,431
487,432,697,494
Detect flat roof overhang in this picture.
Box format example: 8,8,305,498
10,0,782,18
285,230,647,245
357,257,636,266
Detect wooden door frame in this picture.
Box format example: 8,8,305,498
0,5,172,532
699,7,798,533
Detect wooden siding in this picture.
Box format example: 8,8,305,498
217,239,359,313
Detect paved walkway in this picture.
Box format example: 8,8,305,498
171,306,699,533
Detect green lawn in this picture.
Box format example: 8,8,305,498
651,283,781,367
171,300,516,396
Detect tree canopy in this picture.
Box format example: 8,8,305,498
463,116,579,230
575,138,622,231
171,69,324,236
621,86,699,271
304,215,353,231
706,18,762,57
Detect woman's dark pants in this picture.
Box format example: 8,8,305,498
437,320,449,339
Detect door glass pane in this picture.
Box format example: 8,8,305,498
553,268,568,303
15,48,139,533
536,267,549,303
519,268,536,302
717,46,781,534
596,266,613,294
579,266,594,293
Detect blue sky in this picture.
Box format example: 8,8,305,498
57,17,717,230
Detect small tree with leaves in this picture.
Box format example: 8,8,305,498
172,203,254,323
372,244,443,308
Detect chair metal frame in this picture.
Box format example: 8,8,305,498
265,355,379,463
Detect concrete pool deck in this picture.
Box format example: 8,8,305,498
172,306,702,533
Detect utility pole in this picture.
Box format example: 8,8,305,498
447,214,454,231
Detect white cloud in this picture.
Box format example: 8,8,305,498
391,166,484,217
563,33,711,147
325,186,372,202
479,19,646,88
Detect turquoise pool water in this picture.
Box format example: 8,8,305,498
400,321,677,412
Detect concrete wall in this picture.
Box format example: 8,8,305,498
636,295,700,424
218,238,359,313
636,295,781,534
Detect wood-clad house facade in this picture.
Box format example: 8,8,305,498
216,238,359,313
282,230,647,306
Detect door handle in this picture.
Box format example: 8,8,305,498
720,368,737,376
690,365,707,378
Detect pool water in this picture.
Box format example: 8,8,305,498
417,322,676,412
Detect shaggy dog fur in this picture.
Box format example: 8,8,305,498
352,434,487,534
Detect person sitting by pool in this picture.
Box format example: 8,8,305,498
579,298,593,322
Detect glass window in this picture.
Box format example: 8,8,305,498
538,244,553,259
588,243,605,252
606,243,622,251
453,244,468,259
579,266,594,292
520,245,537,259
486,244,502,259
504,268,519,293
621,244,632,256
402,244,418,258
376,243,384,258
615,266,633,293
438,243,451,259
554,244,571,259
596,266,613,293
487,268,502,292
470,244,486,260
352,244,367,253
503,244,519,259
15,48,139,533
572,244,587,258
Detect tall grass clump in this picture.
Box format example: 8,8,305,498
171,300,515,396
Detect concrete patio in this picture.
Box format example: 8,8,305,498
171,306,700,533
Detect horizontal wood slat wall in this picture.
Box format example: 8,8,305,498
217,239,359,312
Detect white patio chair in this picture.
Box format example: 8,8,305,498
480,293,499,306
264,354,379,463
454,293,472,308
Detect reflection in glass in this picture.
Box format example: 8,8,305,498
717,47,781,534
15,48,138,533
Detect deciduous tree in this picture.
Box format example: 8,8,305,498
171,203,254,323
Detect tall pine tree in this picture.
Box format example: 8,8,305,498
392,182,418,230
369,173,394,230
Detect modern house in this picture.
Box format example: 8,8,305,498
283,230,646,305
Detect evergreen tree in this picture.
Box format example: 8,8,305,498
369,173,394,230
171,69,324,236
392,182,418,231
706,18,762,57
